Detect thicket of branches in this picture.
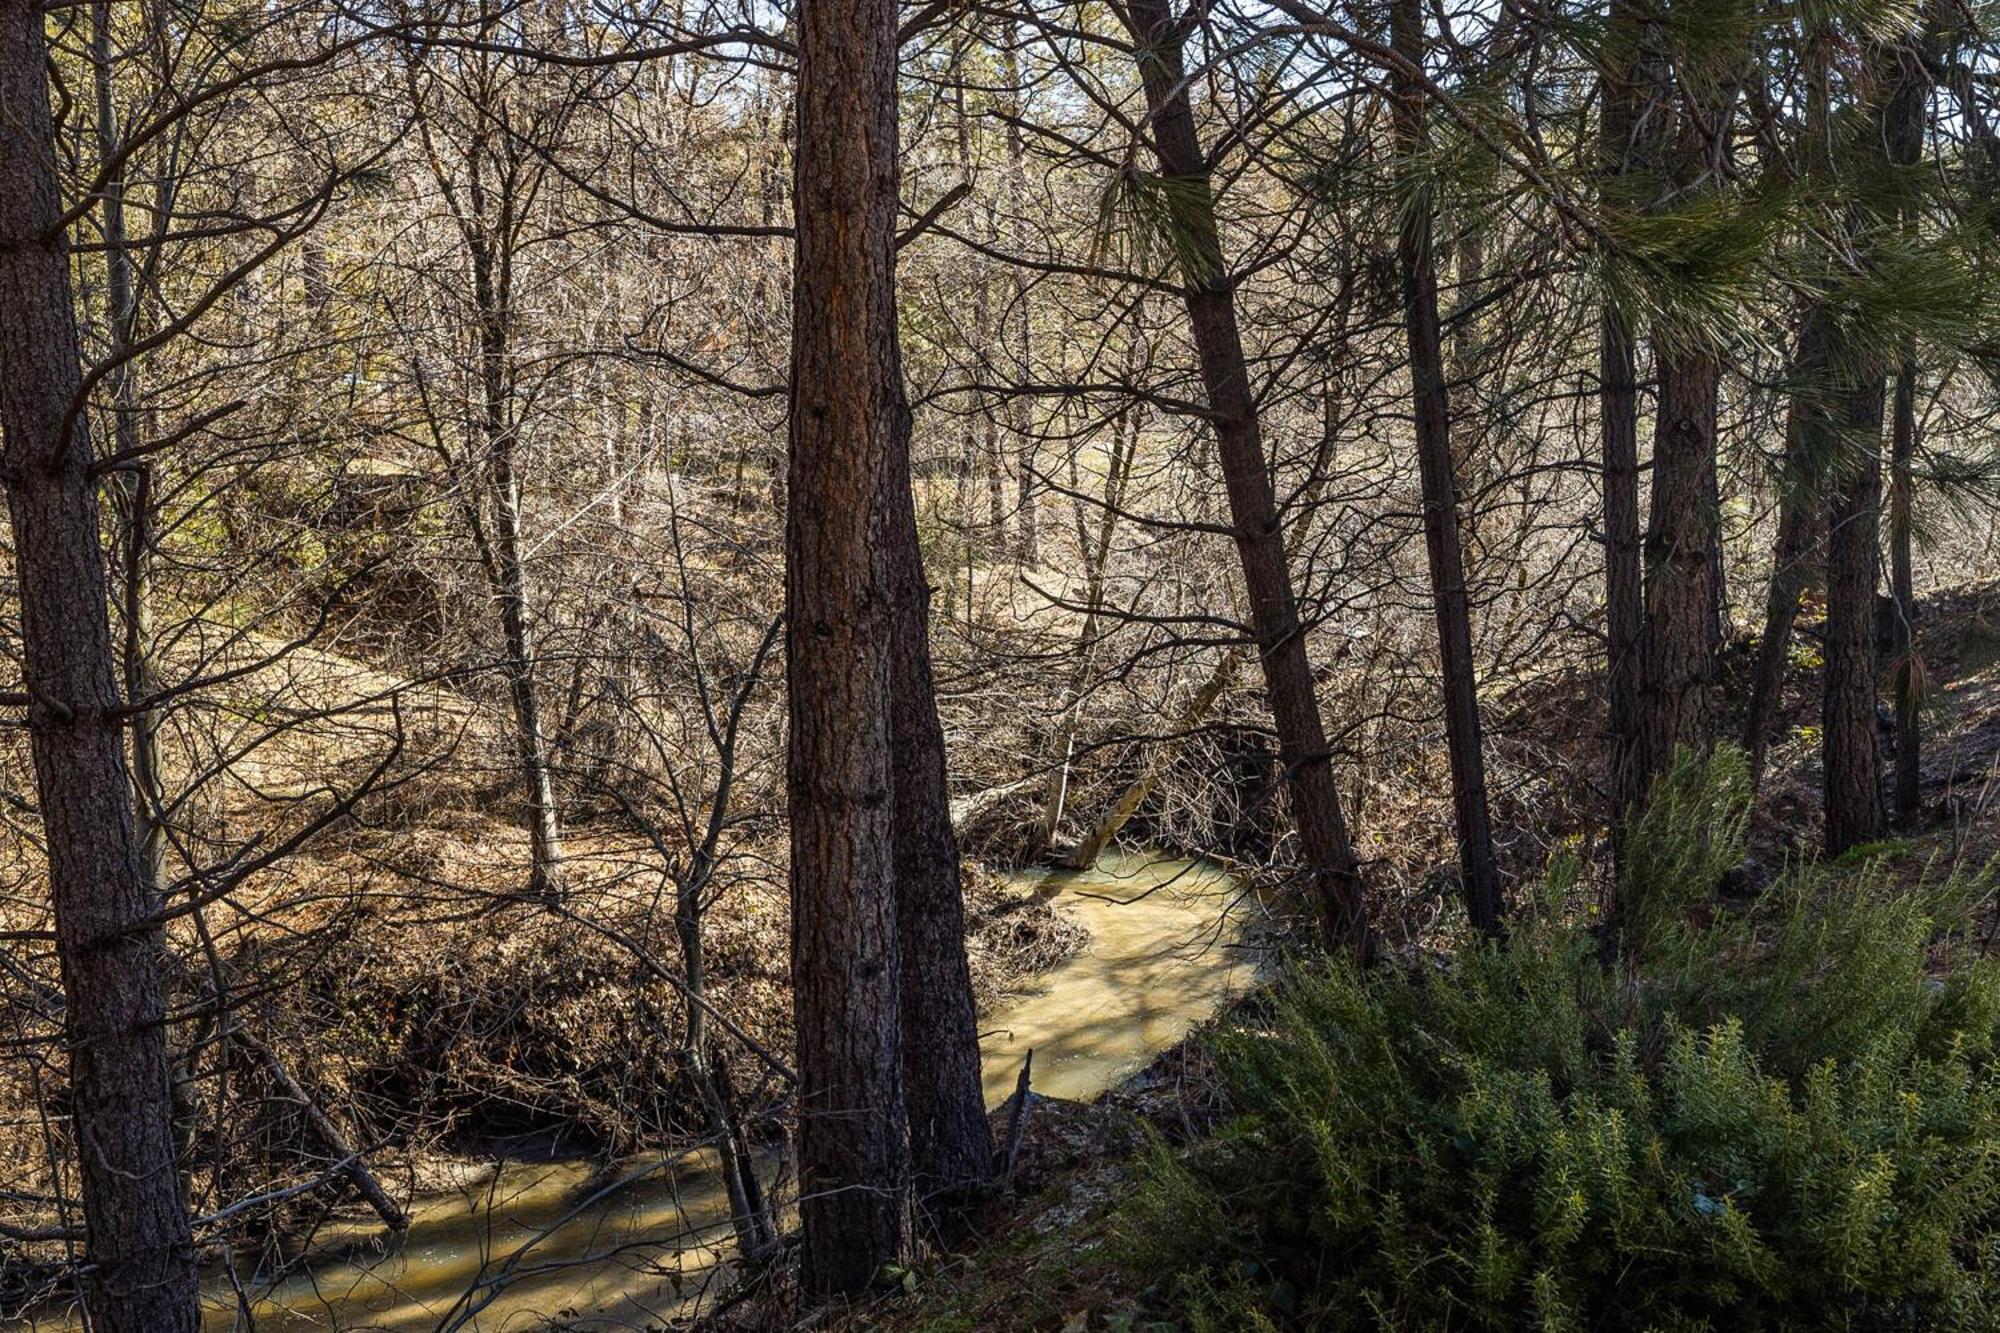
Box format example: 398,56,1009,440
5,0,2000,1322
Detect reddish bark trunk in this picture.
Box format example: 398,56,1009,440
1639,344,1722,786
0,3,198,1326
1822,377,1886,855
787,0,913,1288
883,397,993,1203
1597,0,1662,870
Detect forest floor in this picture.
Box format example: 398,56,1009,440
739,579,2000,1333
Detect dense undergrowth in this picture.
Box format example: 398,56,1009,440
1122,750,2000,1330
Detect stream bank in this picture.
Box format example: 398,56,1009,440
15,851,1259,1331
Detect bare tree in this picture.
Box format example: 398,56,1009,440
402,6,573,899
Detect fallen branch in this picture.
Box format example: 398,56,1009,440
950,775,1043,839
232,1026,408,1231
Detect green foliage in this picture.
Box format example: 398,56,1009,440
1817,224,2000,370
1120,752,2000,1329
1093,167,1225,286
1618,744,1752,950
1599,184,1787,352
1658,0,1760,98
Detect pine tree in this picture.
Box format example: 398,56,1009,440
1116,0,1375,961
1389,0,1503,935
0,0,198,1324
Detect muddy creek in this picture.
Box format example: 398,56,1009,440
22,852,1256,1331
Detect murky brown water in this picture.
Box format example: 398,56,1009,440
19,852,1256,1331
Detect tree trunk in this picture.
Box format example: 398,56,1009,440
1744,29,1836,793
1707,436,1730,655
1389,0,1502,936
1743,318,1829,787
1890,357,1921,822
1742,483,1816,788
1823,25,1926,853
883,374,994,1206
1003,28,1037,567
472,259,567,901
88,0,169,891
677,879,775,1258
1639,342,1722,787
1627,32,1730,807
1884,31,1929,825
1066,646,1243,869
1601,309,1645,823
964,251,992,548
1066,352,1341,871
954,80,994,559
231,1027,408,1233
1822,375,1886,855
0,3,199,1325
1598,0,1661,847
1033,380,1140,861
788,0,913,1290
1121,0,1373,961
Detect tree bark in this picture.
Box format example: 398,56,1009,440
0,3,199,1326
1598,0,1661,846
1639,342,1722,786
1003,27,1037,567
1890,357,1921,822
1822,375,1886,854
1067,354,1341,871
406,29,570,903
471,244,568,901
231,1027,408,1233
1120,0,1373,961
1601,309,1646,821
1742,28,1834,796
1630,30,1730,806
1743,318,1829,787
953,78,995,559
883,370,994,1206
1389,0,1502,936
1823,26,1926,853
1884,32,1930,825
788,0,913,1291
89,0,168,891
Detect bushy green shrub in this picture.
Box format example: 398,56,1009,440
1121,751,2000,1330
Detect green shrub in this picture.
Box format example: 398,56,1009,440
1121,751,2000,1330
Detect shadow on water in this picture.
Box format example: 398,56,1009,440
20,851,1257,1331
